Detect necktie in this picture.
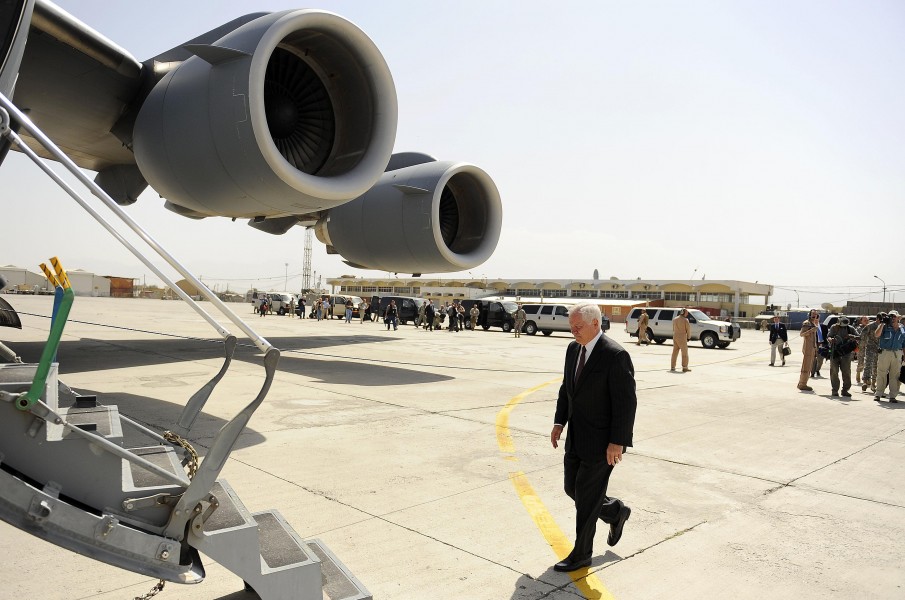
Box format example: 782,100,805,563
575,346,586,383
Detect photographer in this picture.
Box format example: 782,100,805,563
828,317,858,397
873,311,905,403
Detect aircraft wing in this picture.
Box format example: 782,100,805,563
1,0,501,275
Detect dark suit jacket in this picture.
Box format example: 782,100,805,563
768,322,788,344
554,335,637,461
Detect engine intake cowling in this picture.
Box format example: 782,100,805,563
316,161,502,274
133,9,397,218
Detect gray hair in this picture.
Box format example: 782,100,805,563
569,303,601,324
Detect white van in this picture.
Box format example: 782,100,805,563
625,307,740,348
520,304,611,336
253,292,295,315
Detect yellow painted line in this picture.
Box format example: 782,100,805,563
497,378,616,600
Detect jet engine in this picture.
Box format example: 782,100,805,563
315,159,502,274
133,9,397,219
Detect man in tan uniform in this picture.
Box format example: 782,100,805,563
671,309,692,372
637,310,650,345
798,310,819,391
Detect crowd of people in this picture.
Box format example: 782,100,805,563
797,309,904,401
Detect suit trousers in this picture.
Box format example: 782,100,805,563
563,450,621,560
770,339,786,364
799,346,816,387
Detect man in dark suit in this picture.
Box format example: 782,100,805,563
768,315,789,366
550,304,637,572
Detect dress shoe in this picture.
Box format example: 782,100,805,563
874,396,882,402
862,384,868,392
798,385,813,391
892,398,900,404
769,363,774,366
781,359,786,366
682,368,692,372
553,556,592,572
841,391,852,397
607,504,631,547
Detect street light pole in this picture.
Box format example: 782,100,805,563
794,289,799,308
874,275,887,304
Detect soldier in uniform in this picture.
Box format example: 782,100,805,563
798,310,819,391
828,317,858,397
861,314,882,392
469,304,480,331
417,301,427,328
514,304,527,338
670,308,692,372
637,310,650,345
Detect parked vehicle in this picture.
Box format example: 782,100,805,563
520,303,611,336
253,292,294,315
460,299,517,332
625,307,740,348
376,296,425,325
327,295,363,319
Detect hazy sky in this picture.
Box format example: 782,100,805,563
2,1,903,307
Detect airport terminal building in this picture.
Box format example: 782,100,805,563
326,276,772,322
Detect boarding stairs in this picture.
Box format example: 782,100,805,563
0,96,370,599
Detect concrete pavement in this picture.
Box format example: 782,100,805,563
1,295,902,599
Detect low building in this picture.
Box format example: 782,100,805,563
327,276,772,320
0,264,46,293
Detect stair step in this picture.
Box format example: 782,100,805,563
204,480,254,532
128,446,187,489
255,510,309,569
306,538,372,600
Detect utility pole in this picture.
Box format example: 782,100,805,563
874,275,886,304
302,228,313,291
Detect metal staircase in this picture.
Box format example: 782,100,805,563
0,94,371,599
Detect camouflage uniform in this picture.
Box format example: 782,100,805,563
861,320,881,391
514,307,526,338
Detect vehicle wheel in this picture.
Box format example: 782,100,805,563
542,330,552,336
525,321,538,336
717,342,730,348
278,307,285,316
482,325,490,331
502,322,512,332
654,338,666,344
400,320,407,326
701,332,718,349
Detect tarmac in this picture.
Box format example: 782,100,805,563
1,295,903,600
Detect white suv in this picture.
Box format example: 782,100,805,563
520,304,611,336
625,307,740,349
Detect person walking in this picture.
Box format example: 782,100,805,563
322,298,331,320
385,300,398,331
768,315,788,366
798,310,819,391
550,303,636,572
359,300,369,323
514,304,526,338
469,304,480,331
670,308,692,372
288,296,295,318
344,299,353,323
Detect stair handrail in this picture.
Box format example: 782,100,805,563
171,336,238,437
163,347,280,540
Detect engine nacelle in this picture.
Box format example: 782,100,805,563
315,161,502,274
133,9,397,218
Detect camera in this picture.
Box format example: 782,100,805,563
879,313,891,325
